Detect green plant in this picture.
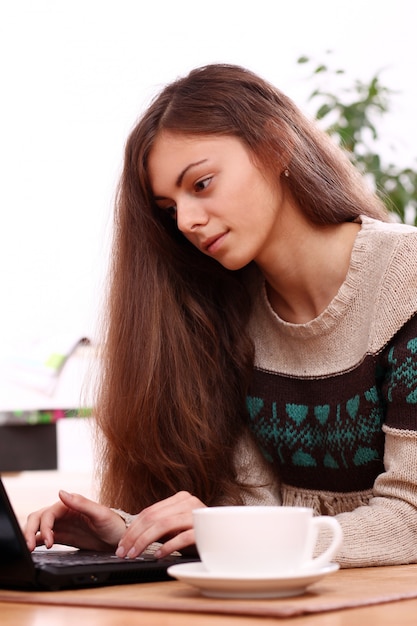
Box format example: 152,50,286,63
297,53,417,225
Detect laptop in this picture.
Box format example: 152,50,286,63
0,477,199,590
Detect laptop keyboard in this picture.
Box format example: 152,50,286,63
32,549,157,567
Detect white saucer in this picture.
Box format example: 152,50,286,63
167,562,339,599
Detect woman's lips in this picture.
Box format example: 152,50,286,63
204,232,228,254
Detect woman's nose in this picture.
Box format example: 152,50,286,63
176,197,208,233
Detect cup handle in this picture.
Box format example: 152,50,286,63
304,516,343,571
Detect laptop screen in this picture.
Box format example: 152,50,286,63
0,478,37,587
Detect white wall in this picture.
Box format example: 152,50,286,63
57,416,95,472
1,0,416,353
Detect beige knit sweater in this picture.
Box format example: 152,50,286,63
239,216,417,568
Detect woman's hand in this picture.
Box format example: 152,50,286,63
24,491,126,552
115,491,206,559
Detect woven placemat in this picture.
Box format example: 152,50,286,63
1,565,417,618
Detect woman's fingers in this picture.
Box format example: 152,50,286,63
25,501,67,551
57,490,112,525
116,491,205,558
154,528,196,559
25,489,206,557
24,492,126,552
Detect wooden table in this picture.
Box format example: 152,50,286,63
2,587,417,626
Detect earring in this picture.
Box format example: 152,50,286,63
283,168,290,178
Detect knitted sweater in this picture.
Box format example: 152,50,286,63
241,216,417,568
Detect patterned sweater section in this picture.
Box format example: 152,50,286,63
247,314,417,494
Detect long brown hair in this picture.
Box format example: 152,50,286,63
95,64,388,512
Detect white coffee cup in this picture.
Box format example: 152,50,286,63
193,506,343,577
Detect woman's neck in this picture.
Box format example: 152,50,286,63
258,219,361,324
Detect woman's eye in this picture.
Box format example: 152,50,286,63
194,177,212,192
157,203,177,219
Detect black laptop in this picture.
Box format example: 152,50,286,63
0,477,199,590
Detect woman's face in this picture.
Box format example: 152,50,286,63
148,132,286,271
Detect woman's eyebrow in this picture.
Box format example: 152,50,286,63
176,159,208,187
153,159,209,201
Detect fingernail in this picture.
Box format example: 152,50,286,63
127,547,136,559
154,549,162,558
115,546,126,558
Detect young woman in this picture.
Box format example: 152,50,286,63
25,64,417,567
